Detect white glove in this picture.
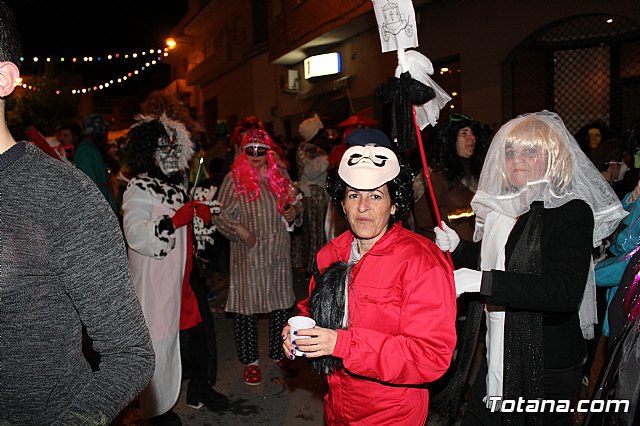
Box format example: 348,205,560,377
434,221,460,252
453,268,482,298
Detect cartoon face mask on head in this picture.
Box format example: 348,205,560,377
338,145,400,190
153,133,183,175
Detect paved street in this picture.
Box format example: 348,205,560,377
114,270,328,425
113,269,461,425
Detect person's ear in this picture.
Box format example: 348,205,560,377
0,61,20,97
391,204,397,216
341,201,346,215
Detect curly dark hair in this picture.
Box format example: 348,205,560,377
428,117,488,187
141,91,198,136
326,161,415,225
591,137,623,172
124,119,182,184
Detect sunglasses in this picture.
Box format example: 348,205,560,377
505,146,540,159
244,146,269,157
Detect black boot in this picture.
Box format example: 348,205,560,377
149,410,182,426
186,383,230,412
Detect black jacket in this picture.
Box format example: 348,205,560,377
484,199,594,368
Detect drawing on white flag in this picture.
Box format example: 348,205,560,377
372,0,418,53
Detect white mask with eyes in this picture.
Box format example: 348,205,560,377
338,144,400,190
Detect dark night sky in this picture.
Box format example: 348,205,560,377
5,0,189,56
3,1,189,103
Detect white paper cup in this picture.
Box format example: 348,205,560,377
288,316,316,356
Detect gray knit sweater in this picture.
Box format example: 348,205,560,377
0,143,155,425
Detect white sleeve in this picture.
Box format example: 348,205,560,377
122,185,176,258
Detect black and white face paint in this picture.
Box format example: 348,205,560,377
153,135,183,176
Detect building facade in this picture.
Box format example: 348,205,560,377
164,0,640,141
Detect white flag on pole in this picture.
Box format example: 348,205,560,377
372,0,418,53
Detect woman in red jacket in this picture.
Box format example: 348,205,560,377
283,130,457,425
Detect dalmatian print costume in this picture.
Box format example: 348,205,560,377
123,173,219,418
126,175,219,258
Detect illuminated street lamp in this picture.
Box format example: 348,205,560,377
165,38,177,49
165,36,194,50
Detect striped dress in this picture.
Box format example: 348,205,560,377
213,171,296,315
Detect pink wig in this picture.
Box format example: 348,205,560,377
231,129,293,213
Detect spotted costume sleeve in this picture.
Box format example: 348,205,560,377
193,185,221,251
122,183,177,258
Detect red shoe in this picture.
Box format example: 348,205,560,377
275,358,299,377
243,364,261,385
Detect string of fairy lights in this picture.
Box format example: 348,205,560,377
15,47,171,95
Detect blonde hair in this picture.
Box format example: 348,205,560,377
501,115,573,190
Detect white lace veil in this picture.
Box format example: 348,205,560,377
472,110,626,247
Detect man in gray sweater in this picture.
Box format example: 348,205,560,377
0,2,155,424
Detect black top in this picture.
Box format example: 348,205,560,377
0,141,25,171
484,199,594,368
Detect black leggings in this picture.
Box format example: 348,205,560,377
183,258,219,393
234,309,289,364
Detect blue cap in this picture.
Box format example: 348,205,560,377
345,128,393,149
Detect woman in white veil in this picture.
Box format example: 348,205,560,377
471,111,623,244
435,111,626,425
